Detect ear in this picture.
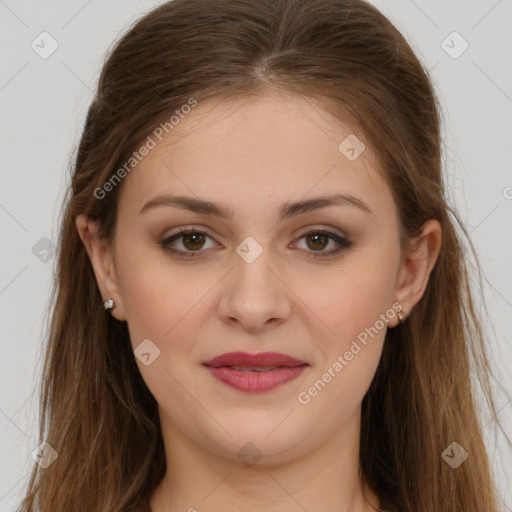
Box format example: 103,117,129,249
391,219,442,327
76,214,126,321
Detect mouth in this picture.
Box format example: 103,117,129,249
202,352,309,392
220,366,290,372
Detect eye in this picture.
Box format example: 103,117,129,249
161,226,353,259
161,228,218,258
292,228,353,258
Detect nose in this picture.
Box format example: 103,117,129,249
217,246,292,333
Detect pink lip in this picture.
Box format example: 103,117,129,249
202,351,309,393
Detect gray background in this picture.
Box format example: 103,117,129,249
0,0,511,510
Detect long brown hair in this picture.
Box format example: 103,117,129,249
18,0,506,510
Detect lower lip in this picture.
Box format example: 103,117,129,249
204,365,308,392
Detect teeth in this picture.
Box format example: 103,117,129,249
229,366,278,372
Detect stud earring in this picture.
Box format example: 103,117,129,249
103,298,115,311
396,307,407,324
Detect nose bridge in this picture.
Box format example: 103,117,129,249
217,235,290,330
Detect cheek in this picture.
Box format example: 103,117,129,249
114,239,204,347
115,216,210,306
117,257,213,408
296,337,383,436
306,247,399,344
299,242,397,409
296,263,395,420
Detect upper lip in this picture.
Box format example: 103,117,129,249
202,351,308,368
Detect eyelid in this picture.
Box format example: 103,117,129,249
162,225,220,242
293,224,349,239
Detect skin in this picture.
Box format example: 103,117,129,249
77,91,442,512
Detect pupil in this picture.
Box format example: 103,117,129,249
184,233,204,250
308,233,327,250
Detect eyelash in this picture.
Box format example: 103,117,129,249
160,226,353,260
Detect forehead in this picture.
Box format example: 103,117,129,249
151,92,369,161
120,92,391,215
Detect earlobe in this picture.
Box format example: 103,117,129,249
75,214,127,321
393,219,442,325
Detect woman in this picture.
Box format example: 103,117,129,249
18,0,505,510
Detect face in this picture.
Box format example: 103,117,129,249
80,92,439,466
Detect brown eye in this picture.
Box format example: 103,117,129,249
293,229,353,258
181,232,207,251
161,229,218,258
305,233,330,251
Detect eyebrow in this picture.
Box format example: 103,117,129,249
139,193,373,219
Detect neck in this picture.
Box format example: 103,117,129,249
150,407,381,512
